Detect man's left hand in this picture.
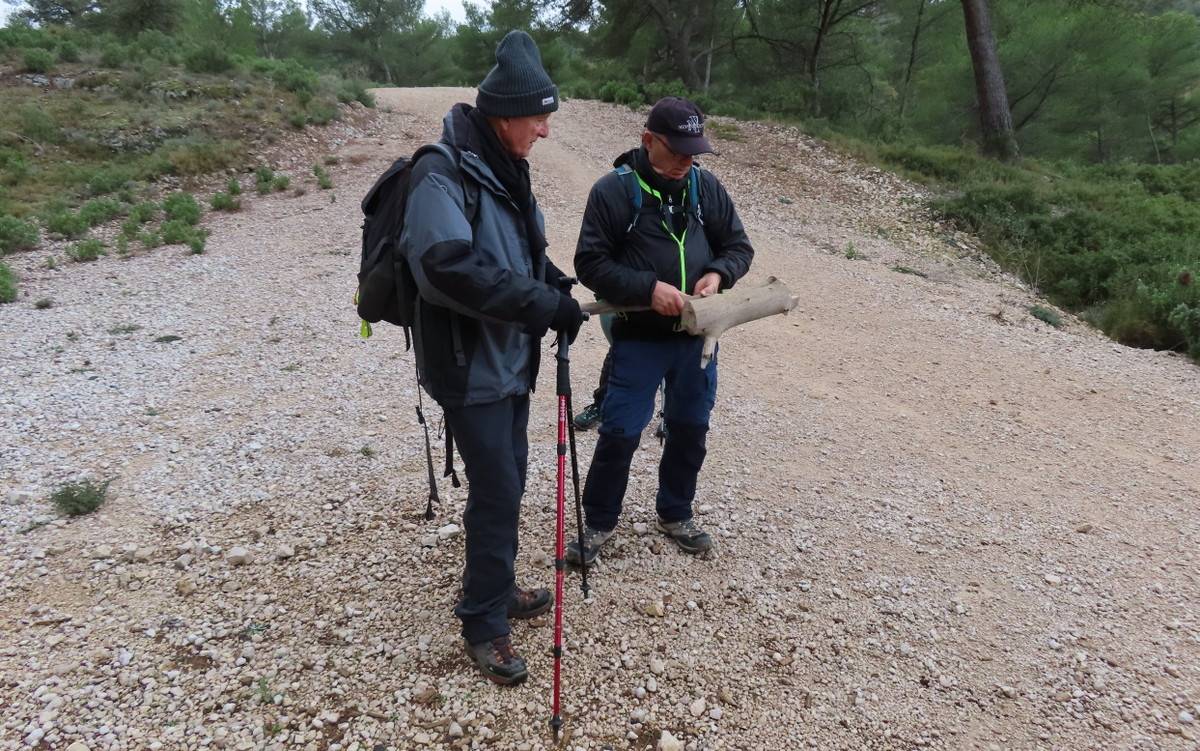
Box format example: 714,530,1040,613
693,272,721,298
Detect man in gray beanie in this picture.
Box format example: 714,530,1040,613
399,30,584,686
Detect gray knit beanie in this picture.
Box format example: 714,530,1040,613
476,30,559,118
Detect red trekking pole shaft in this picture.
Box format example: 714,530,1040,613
551,340,569,738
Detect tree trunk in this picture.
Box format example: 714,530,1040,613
898,0,927,121
961,0,1019,161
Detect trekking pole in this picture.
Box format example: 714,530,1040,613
566,391,589,599
550,331,570,739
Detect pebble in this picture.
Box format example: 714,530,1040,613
176,577,197,596
1044,574,1062,585
227,547,252,565
633,522,649,535
437,523,461,540
1181,711,1195,725
658,730,683,751
448,722,464,737
66,743,90,751
650,656,665,675
689,698,707,717
644,599,666,617
420,534,438,548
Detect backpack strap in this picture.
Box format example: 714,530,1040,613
613,164,642,234
688,164,704,227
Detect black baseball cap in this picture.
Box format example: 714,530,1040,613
645,96,717,156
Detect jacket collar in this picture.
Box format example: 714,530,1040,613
441,104,513,202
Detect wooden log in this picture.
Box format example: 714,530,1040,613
579,277,799,368
679,276,799,367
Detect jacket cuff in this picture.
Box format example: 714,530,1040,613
702,264,733,290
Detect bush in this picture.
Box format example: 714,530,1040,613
79,198,123,227
18,106,60,144
227,177,241,196
307,100,338,126
313,165,333,190
0,260,16,303
85,166,135,197
44,210,89,239
0,148,29,186
57,40,80,63
0,216,39,254
184,43,234,74
21,47,55,74
287,111,307,130
210,191,240,211
272,175,290,192
598,80,642,107
99,43,127,69
50,479,110,517
1029,305,1062,327
68,238,106,262
271,60,318,96
255,166,275,194
161,219,207,252
336,79,375,108
162,192,201,225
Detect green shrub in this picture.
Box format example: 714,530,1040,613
0,148,28,186
184,43,234,74
313,165,333,190
255,166,275,194
57,40,80,63
85,166,135,196
307,100,338,126
18,106,60,144
79,198,123,227
598,80,642,107
162,192,201,225
0,260,16,303
160,139,244,177
138,229,162,248
271,60,318,95
272,175,290,192
22,47,55,74
287,111,307,130
50,479,110,517
337,79,375,108
210,191,240,211
0,216,39,254
227,177,242,196
99,43,127,69
161,219,207,252
44,210,89,239
128,201,158,224
68,238,106,262
1029,305,1062,327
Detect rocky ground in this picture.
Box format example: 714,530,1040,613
1,87,1198,751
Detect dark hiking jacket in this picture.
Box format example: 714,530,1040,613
573,147,754,338
401,104,566,407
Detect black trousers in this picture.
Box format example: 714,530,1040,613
442,394,529,645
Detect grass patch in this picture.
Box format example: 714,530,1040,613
154,334,182,343
706,120,744,142
272,175,290,192
227,177,242,196
107,323,142,334
0,260,16,303
0,215,39,253
313,164,333,190
67,238,105,262
162,192,201,225
79,198,123,227
1029,305,1062,328
50,479,110,517
44,210,89,239
210,192,240,211
844,242,866,260
255,166,275,195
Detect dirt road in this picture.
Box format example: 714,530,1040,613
1,88,1198,750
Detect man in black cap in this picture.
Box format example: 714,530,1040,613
567,96,755,566
401,30,584,685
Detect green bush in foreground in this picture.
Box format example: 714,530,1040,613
162,192,201,225
50,479,110,517
210,192,240,211
22,47,55,74
0,215,39,254
68,238,106,262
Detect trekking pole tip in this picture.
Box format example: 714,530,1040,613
550,715,563,738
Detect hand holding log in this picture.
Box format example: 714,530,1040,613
580,277,799,367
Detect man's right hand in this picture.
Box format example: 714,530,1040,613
650,281,686,316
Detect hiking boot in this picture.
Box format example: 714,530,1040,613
573,402,602,431
656,516,713,555
564,526,615,566
508,586,552,620
464,634,528,686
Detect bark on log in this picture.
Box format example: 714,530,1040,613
581,276,799,367
679,276,799,367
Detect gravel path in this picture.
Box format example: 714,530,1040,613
2,87,1198,751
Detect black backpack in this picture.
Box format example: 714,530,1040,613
355,142,474,518
355,142,466,348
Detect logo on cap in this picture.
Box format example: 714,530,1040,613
542,96,555,106
679,115,702,134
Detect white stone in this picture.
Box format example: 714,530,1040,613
227,547,252,565
437,524,461,540
689,698,706,718
657,730,683,751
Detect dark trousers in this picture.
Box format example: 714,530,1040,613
581,336,717,531
443,394,529,645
